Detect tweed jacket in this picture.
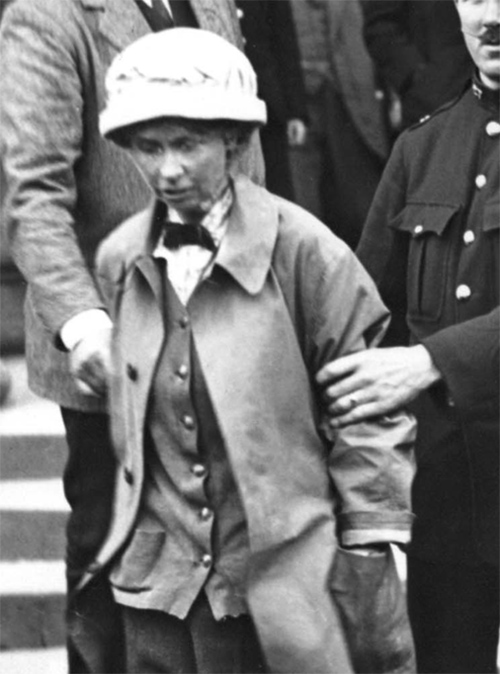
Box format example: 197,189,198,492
0,0,263,412
357,82,499,565
87,177,416,672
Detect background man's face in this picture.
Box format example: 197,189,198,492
457,0,500,89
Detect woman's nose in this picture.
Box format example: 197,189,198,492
158,151,184,181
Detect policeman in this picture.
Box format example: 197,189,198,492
317,0,499,672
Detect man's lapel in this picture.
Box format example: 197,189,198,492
94,0,152,52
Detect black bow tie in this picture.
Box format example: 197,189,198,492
162,222,216,252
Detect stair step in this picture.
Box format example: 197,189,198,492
0,436,67,480
1,511,67,560
0,478,69,512
0,561,66,648
0,594,65,650
0,560,65,595
0,647,66,674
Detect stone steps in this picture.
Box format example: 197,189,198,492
0,357,67,668
0,647,66,674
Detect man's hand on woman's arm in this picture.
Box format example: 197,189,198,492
317,345,442,428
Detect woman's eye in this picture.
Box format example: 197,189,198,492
136,140,162,155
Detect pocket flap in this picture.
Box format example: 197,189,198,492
389,203,460,237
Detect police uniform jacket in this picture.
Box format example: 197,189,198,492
0,0,263,412
357,78,499,566
88,176,416,672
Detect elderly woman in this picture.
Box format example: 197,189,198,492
80,28,415,674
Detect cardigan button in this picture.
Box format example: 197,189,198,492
126,363,138,381
182,414,195,430
177,364,189,380
200,507,212,521
124,468,134,485
201,554,212,568
192,463,206,478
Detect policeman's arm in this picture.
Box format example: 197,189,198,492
423,308,500,412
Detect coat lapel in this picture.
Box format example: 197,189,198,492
90,0,152,52
189,0,243,49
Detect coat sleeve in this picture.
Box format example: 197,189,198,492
422,309,500,414
303,235,416,547
0,0,105,339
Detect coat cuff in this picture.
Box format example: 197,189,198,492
339,511,414,547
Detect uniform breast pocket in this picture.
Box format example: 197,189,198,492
389,203,460,322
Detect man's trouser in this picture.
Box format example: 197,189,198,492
61,408,124,674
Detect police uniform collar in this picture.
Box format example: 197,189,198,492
472,71,500,114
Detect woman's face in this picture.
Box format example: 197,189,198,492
128,119,231,220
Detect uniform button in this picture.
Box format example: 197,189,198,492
201,554,212,568
192,463,206,478
447,394,456,408
177,364,189,380
236,7,244,19
126,363,138,381
475,174,487,189
182,414,195,430
124,468,134,485
200,507,212,521
456,284,472,301
413,225,424,236
179,316,189,329
463,230,475,245
486,120,500,137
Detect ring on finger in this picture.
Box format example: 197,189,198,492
348,394,357,409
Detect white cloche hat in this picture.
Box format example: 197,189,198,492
100,27,267,139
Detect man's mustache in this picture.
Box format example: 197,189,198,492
461,25,500,44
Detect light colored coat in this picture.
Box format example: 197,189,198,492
90,177,416,672
0,0,263,411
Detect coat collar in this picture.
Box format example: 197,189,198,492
216,176,279,295
127,176,279,296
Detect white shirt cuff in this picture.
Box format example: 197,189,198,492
60,309,112,351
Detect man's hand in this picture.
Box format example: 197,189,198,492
287,119,307,146
69,327,113,397
316,345,442,428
